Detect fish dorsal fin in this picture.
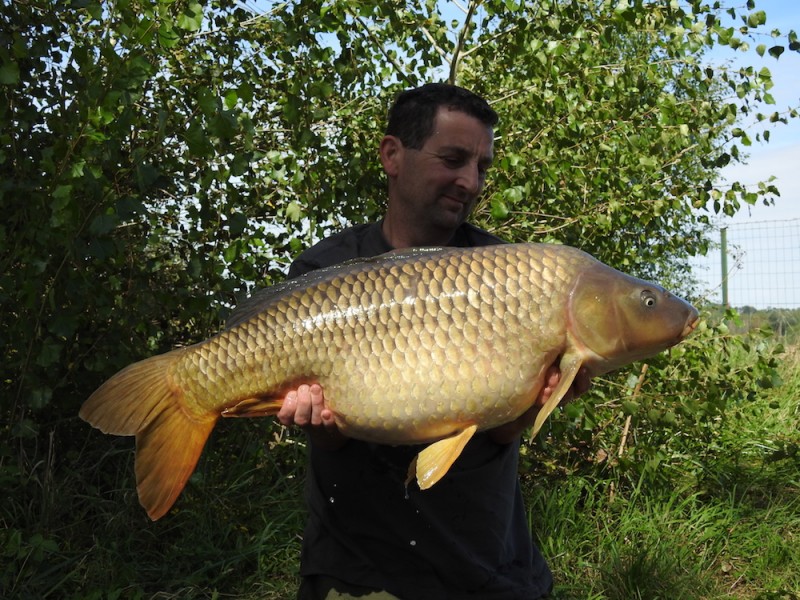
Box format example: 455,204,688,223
530,355,583,437
226,247,450,329
410,424,478,490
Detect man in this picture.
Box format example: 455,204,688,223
278,83,587,599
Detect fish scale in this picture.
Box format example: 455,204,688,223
80,242,699,520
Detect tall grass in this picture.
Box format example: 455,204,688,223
530,347,800,600
2,420,307,599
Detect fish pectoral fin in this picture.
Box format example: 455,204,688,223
222,396,283,418
530,356,583,437
411,424,478,490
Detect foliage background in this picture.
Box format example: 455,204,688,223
1,0,798,597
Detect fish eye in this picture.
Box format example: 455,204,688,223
641,290,657,308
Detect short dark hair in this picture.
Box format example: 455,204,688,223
385,83,498,149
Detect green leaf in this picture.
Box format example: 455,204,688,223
185,119,212,156
238,81,254,104
136,163,161,189
563,402,583,420
52,184,72,201
224,89,238,110
767,45,784,59
50,185,73,227
622,400,640,416
226,212,247,237
49,312,79,338
0,61,20,85
177,2,203,32
638,156,657,167
158,22,180,48
196,86,217,116
11,418,39,439
285,201,303,222
491,197,510,220
89,212,119,235
746,11,766,28
36,339,63,368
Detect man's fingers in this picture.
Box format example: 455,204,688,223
544,365,560,392
537,364,593,409
308,383,325,426
293,384,313,426
277,383,328,428
277,390,298,426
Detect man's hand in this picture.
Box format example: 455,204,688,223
277,384,347,450
489,364,592,444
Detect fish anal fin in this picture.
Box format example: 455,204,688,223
222,396,283,418
135,406,217,520
412,424,478,490
530,356,583,437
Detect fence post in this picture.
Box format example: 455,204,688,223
720,226,728,307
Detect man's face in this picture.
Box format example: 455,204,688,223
392,108,494,233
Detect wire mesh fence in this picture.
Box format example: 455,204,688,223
691,218,800,309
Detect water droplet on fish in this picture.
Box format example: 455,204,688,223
409,540,417,546
329,497,335,504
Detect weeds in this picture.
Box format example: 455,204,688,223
530,346,800,599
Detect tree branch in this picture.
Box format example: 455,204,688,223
448,0,481,85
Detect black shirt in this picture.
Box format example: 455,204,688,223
288,221,553,600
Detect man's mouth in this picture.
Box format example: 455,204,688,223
441,194,470,208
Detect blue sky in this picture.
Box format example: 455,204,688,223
711,3,800,224
691,3,800,308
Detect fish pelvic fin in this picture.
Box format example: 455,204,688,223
411,424,478,490
222,396,284,418
530,355,583,437
79,351,217,521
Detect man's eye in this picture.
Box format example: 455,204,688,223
442,156,464,167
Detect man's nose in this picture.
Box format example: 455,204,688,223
456,163,483,194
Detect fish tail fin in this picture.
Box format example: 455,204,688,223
79,351,217,520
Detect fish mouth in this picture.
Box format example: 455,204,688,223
681,315,701,339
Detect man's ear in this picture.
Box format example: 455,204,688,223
379,135,403,178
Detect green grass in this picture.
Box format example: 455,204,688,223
2,420,308,599
529,347,800,600
3,348,798,599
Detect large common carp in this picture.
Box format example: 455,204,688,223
80,243,699,520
